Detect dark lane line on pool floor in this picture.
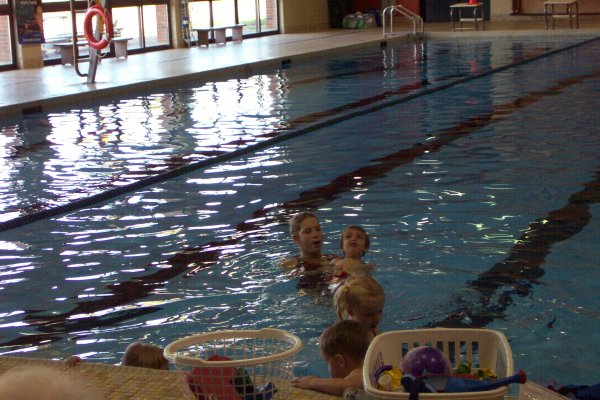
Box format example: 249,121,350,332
428,166,600,329
3,54,600,348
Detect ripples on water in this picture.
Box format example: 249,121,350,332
1,36,600,382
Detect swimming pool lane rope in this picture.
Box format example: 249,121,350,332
1,36,599,234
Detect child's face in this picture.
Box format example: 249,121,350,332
341,228,368,259
348,295,384,333
293,216,323,257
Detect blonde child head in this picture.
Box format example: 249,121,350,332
333,275,385,337
122,341,169,370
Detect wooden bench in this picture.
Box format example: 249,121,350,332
113,37,132,59
54,37,132,65
192,24,245,47
53,41,89,65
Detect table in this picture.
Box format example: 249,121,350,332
450,2,485,31
544,0,579,29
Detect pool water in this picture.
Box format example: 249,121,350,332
1,34,600,385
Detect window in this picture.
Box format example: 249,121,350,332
259,0,277,33
0,0,16,69
1,0,279,70
0,15,14,68
189,0,278,37
111,3,169,50
143,4,169,47
39,0,170,64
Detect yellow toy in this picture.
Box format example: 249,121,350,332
377,367,403,391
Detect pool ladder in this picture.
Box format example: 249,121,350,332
382,4,424,37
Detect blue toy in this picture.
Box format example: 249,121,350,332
401,369,527,394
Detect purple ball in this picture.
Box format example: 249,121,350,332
401,346,452,376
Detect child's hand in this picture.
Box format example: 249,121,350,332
351,261,374,275
331,258,346,276
292,376,316,390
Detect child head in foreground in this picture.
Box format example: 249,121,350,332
320,319,370,379
334,275,385,340
292,320,370,396
122,341,169,370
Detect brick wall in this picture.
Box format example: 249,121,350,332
156,3,168,43
264,0,277,30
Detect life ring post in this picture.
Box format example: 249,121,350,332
83,4,114,51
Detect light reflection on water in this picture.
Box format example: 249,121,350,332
1,36,600,383
0,75,288,221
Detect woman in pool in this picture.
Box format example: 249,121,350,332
280,212,336,288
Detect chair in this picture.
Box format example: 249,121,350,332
544,0,579,29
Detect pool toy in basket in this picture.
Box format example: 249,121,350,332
372,345,527,395
401,346,452,376
374,365,403,391
401,369,527,393
187,354,275,400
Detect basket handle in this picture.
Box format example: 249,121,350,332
164,328,303,368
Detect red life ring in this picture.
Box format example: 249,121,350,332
83,4,114,51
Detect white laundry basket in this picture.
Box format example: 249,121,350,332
363,328,515,400
164,328,302,400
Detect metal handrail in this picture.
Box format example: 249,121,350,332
382,4,424,37
69,0,87,77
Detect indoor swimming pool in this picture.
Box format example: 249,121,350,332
1,34,600,386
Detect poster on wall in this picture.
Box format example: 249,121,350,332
16,0,45,44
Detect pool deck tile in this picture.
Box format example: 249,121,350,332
0,355,195,399
0,355,341,399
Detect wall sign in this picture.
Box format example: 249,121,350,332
17,0,45,44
